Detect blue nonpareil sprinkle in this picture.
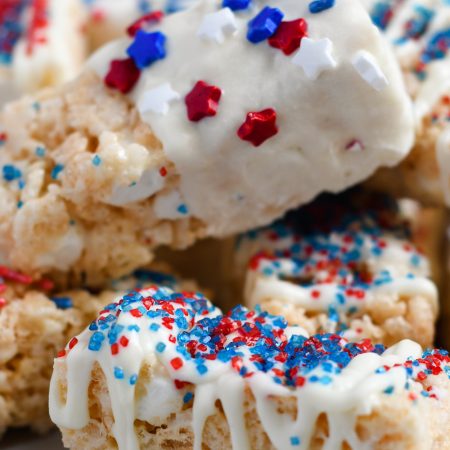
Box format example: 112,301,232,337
88,331,105,351
51,164,64,180
156,342,166,353
309,0,335,14
410,254,421,267
183,392,194,403
35,146,46,157
247,6,284,44
3,164,22,181
177,204,189,215
290,436,301,446
114,366,125,380
129,374,138,385
92,155,102,166
51,297,73,310
150,323,161,332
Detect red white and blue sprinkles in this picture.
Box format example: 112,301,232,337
238,191,437,335
51,285,450,450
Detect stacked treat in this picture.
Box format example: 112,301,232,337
0,0,450,449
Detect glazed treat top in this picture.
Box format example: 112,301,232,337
363,1,450,203
86,0,413,235
0,0,85,98
238,192,437,333
50,286,450,450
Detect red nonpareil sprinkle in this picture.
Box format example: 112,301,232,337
130,308,143,318
68,337,78,350
0,266,33,284
311,290,320,299
159,166,167,177
417,371,427,381
91,8,105,22
26,0,49,55
127,11,164,37
36,278,54,291
185,81,222,122
57,350,66,358
111,343,119,355
238,108,278,146
174,379,188,389
120,336,129,347
104,58,141,94
170,357,183,370
345,139,364,152
268,18,308,55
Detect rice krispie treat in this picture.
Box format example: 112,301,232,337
50,288,450,450
363,1,450,206
235,191,439,347
0,0,86,103
0,0,414,285
84,0,194,51
0,264,194,437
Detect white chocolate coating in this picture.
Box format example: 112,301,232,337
87,0,414,236
49,287,449,450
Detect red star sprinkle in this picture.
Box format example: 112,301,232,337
185,81,222,122
127,11,164,37
268,18,308,55
104,58,141,94
237,108,278,146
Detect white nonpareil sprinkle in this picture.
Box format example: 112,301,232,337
292,37,337,80
197,8,238,44
352,50,388,92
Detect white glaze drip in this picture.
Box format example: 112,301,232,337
49,288,445,450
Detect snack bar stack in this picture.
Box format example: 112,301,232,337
49,288,450,449
0,264,195,437
235,191,440,347
0,0,414,287
364,1,450,206
0,0,87,104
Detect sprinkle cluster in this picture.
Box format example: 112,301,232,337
241,191,427,327
369,1,450,81
60,286,450,397
0,0,49,65
102,0,364,149
0,265,54,308
0,0,27,65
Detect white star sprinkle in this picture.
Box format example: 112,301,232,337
292,37,337,80
137,83,180,115
352,50,388,91
197,8,238,44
